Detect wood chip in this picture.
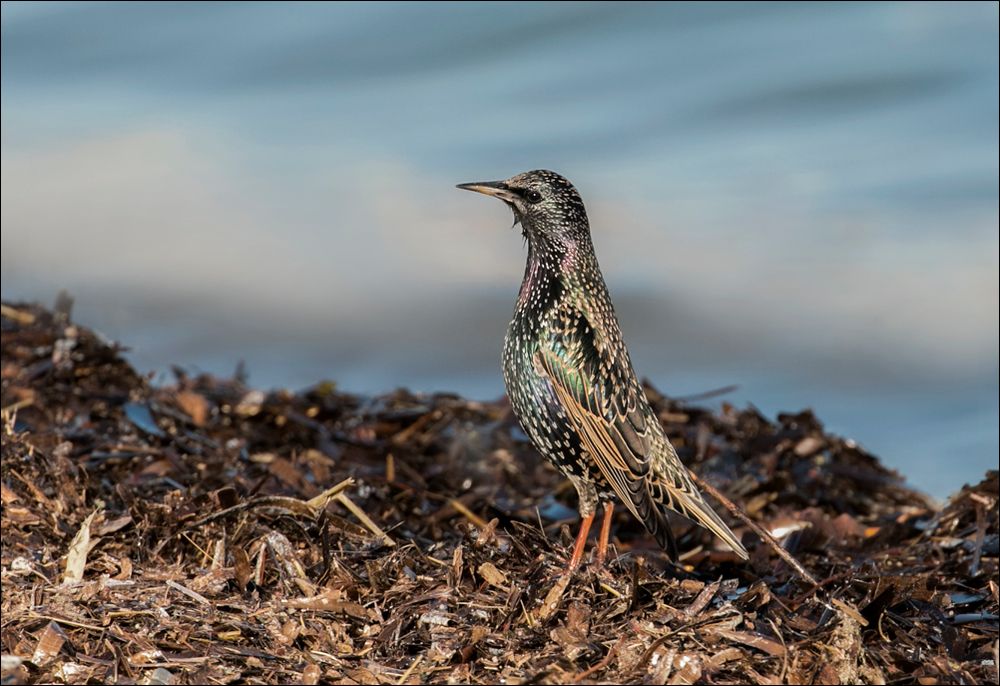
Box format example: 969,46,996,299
63,509,101,584
831,597,869,627
477,562,508,588
710,629,786,657
31,621,68,667
176,390,210,426
537,575,571,623
685,579,720,617
301,663,321,685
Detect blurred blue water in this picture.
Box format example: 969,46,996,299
2,2,997,499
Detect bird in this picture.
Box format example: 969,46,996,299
457,170,749,571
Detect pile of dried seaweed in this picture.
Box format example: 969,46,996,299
1,299,997,685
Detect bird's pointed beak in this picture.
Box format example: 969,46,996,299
456,180,518,203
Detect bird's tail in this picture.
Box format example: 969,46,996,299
648,454,749,560
630,480,680,560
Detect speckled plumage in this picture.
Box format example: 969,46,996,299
459,170,748,561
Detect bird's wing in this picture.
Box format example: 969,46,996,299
535,303,748,560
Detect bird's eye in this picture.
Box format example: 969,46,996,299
525,190,543,204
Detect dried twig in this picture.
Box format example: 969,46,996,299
571,636,624,683
334,492,395,547
166,579,211,606
305,477,356,510
688,471,819,586
448,498,489,529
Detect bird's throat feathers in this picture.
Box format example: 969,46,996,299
518,238,588,308
518,257,565,309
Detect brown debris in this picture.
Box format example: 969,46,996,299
1,299,997,684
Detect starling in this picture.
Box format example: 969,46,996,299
457,170,749,569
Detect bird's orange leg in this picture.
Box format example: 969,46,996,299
567,512,596,571
595,502,614,568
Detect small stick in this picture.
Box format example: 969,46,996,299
305,477,356,510
571,636,624,683
396,655,423,685
1,397,34,414
334,493,395,547
448,498,489,529
688,471,819,586
190,478,356,529
166,579,211,606
26,613,106,632
385,453,396,483
672,384,740,402
768,616,789,684
970,501,986,577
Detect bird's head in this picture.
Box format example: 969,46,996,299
457,170,590,250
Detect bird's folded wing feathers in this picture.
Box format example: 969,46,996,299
535,304,748,560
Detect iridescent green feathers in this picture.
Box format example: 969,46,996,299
535,298,749,560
